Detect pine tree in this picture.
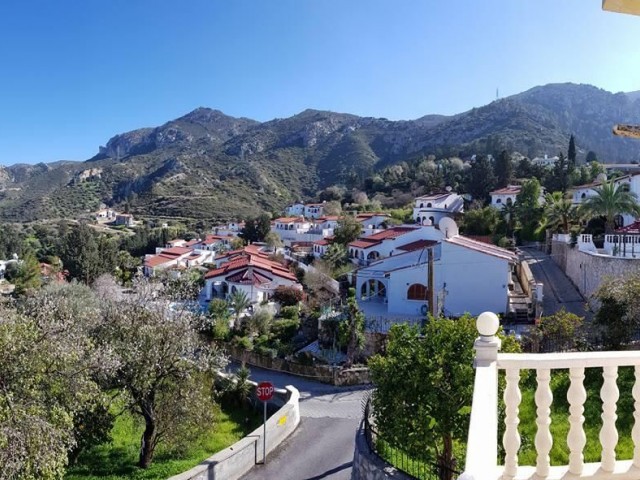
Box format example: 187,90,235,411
465,155,497,202
568,134,577,171
495,150,513,188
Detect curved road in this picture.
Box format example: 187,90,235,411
241,366,369,480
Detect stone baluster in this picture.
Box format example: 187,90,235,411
567,367,586,475
600,365,619,472
535,368,553,478
502,368,521,479
633,366,640,468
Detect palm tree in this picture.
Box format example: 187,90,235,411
228,289,251,326
501,202,518,237
580,180,640,233
539,192,581,234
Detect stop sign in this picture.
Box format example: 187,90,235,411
256,381,275,402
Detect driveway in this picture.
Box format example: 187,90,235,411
520,246,592,321
240,366,370,480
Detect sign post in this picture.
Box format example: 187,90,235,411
256,381,274,464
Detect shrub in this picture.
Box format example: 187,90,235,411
272,318,300,343
272,286,304,306
280,305,300,321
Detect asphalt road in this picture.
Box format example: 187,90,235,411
520,246,592,321
241,366,370,480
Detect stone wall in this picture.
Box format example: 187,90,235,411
552,239,640,299
351,421,413,480
168,385,300,480
227,344,371,386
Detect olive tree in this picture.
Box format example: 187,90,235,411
94,280,227,468
0,283,112,479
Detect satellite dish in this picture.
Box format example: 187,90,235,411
445,186,452,193
438,217,459,239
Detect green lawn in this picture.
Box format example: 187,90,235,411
516,367,636,465
65,404,261,480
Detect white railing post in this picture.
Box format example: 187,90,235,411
567,367,586,475
633,366,640,468
600,365,619,472
460,312,501,480
502,368,521,479
535,368,553,478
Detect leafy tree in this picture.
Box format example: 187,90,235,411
322,243,349,270
240,214,271,244
459,206,501,236
465,155,496,203
114,250,140,285
580,179,640,233
339,288,365,367
271,286,304,307
264,231,283,250
322,200,342,216
0,283,111,479
585,151,598,164
60,224,103,284
369,316,519,478
592,274,640,349
94,280,225,468
333,215,363,246
11,252,42,295
494,150,513,188
515,178,543,241
551,152,570,193
568,134,577,171
246,308,273,336
529,308,584,352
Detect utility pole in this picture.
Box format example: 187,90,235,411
428,247,436,317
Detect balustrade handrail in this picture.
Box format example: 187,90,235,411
498,350,640,370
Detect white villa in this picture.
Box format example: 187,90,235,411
202,247,302,304
143,246,215,277
413,192,464,225
490,185,522,209
571,173,639,227
532,154,559,167
353,221,519,319
285,202,326,219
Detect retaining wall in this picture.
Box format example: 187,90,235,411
227,344,371,386
351,421,413,480
168,384,300,480
552,240,640,299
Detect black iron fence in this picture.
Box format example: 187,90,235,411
362,399,460,480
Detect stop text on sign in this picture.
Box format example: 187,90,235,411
256,381,274,401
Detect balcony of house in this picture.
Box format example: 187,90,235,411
461,313,640,480
574,233,640,258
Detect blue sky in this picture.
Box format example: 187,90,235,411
1,0,639,165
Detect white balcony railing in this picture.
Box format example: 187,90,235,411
461,313,640,480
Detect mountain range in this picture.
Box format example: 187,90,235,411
1,82,640,223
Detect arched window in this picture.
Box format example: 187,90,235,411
407,283,428,300
496,198,502,204
420,203,424,208
581,193,586,199
427,203,432,208
416,216,421,224
506,197,513,205
429,216,435,225
615,215,624,229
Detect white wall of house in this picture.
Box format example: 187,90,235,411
285,204,305,216
304,204,324,218
355,237,512,317
491,193,517,209
203,270,301,303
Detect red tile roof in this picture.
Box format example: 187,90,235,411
274,216,305,223
616,221,640,233
490,186,521,195
205,255,297,282
144,255,176,267
396,239,438,252
349,239,382,249
314,239,330,246
366,227,418,240
160,246,193,256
